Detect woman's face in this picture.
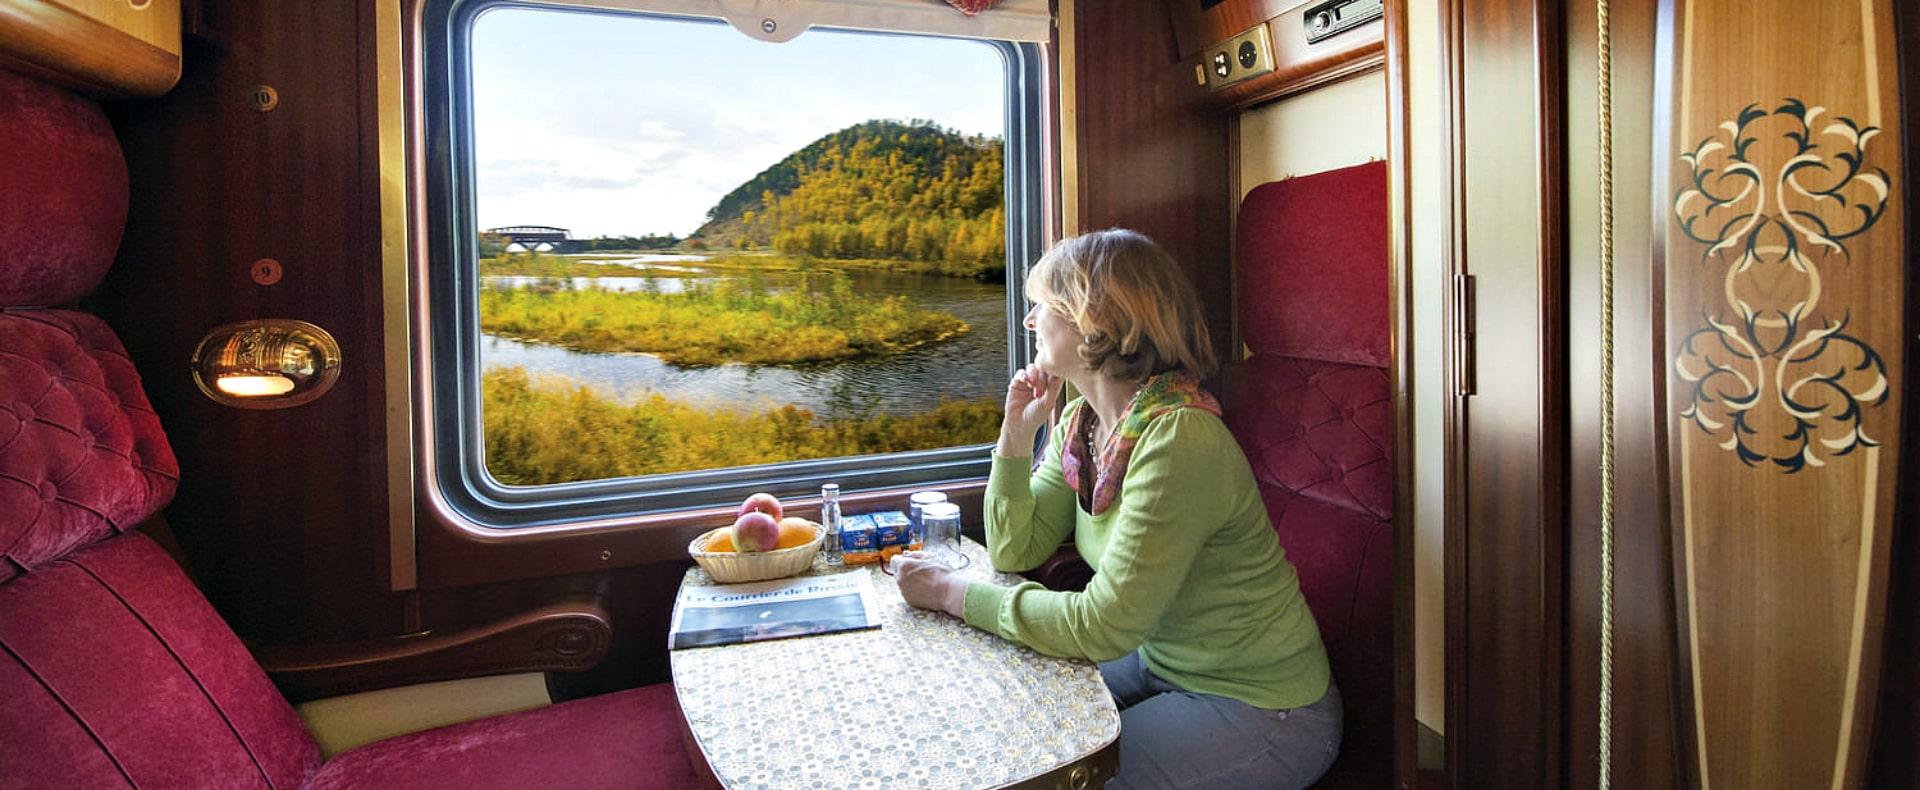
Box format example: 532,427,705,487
1024,300,1081,378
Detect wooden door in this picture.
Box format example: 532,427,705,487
1443,0,1916,787
1438,0,1568,784
1657,2,1905,787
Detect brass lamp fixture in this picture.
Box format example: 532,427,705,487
190,319,342,409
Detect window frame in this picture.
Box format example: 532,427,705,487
417,0,1049,529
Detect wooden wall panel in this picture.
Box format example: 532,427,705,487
1071,0,1231,367
100,0,407,644
1659,1,1904,787
1562,0,1684,785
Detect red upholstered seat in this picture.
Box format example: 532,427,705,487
1,523,323,788
1227,161,1393,788
307,684,699,790
0,305,706,790
0,67,702,789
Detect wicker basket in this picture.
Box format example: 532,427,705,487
688,522,825,583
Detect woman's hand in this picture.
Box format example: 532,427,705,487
998,363,1061,458
891,553,967,617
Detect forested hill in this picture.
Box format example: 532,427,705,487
693,119,1005,277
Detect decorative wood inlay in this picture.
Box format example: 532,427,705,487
1671,99,1891,472
1663,2,1904,788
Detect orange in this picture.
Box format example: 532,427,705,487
703,530,736,553
775,519,818,550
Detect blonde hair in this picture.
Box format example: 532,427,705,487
1024,229,1215,381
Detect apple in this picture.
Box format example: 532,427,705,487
739,492,783,520
732,511,781,552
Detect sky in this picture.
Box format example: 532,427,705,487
470,7,1008,240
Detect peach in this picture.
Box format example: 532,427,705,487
732,511,781,552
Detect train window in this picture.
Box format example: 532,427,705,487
420,1,1048,526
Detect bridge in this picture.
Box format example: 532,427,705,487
486,225,577,251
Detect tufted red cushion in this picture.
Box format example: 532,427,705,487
1263,483,1395,776
1227,357,1390,519
0,310,178,583
0,69,129,308
1237,162,1389,368
1224,355,1394,781
1228,162,1392,787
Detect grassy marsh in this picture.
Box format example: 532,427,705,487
482,367,1002,485
478,268,967,367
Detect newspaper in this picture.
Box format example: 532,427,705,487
669,571,880,649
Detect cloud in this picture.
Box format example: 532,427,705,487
468,6,1005,239
481,163,639,193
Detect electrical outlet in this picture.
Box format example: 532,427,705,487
1203,23,1275,92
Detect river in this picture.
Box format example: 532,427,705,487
480,255,1012,420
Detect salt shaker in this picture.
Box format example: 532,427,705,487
820,483,842,563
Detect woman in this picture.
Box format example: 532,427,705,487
892,229,1341,789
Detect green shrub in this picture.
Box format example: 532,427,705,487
478,271,966,366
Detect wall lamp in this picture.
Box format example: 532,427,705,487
190,319,342,409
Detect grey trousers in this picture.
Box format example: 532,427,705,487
1098,652,1342,790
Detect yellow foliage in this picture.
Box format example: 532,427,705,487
481,367,1002,486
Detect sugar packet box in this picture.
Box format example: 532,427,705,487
872,510,912,547
871,510,915,560
838,514,880,564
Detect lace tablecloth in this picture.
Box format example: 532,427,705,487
671,539,1121,789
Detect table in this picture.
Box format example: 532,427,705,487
671,538,1121,789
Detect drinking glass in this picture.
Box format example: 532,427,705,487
919,502,969,568
908,490,946,549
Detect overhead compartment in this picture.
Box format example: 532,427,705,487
0,0,182,98
1173,0,1383,110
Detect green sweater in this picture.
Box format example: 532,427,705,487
962,400,1332,710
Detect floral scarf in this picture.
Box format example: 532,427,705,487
1060,372,1222,515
